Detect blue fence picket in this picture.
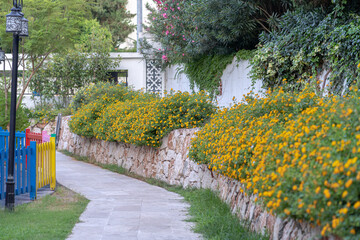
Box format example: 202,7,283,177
0,127,4,151
0,128,31,201
0,149,4,200
27,147,30,193
21,147,26,194
30,141,37,200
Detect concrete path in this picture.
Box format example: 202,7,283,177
56,151,202,240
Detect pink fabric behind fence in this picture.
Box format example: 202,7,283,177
42,131,51,143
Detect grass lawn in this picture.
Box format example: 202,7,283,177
0,185,89,240
60,150,267,240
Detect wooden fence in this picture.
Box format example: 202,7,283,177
0,127,56,201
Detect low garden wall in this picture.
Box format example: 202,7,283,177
58,116,324,240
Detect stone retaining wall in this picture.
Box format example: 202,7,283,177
58,116,324,240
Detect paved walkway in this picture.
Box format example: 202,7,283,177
56,151,202,240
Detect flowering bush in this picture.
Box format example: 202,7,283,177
143,0,291,64
69,83,137,137
70,88,215,147
189,84,360,239
70,82,135,112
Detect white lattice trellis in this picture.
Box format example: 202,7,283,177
146,59,162,93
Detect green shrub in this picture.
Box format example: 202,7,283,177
189,84,360,239
0,92,29,131
69,83,138,138
93,93,158,143
250,10,360,93
70,82,135,112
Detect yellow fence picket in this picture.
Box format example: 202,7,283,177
50,136,56,190
36,135,56,191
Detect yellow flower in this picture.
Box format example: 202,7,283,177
342,191,348,198
339,208,348,215
354,201,360,209
332,218,340,229
345,179,353,188
323,189,331,199
284,209,291,215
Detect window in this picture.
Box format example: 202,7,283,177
106,70,128,86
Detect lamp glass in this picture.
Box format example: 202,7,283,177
19,17,29,37
6,8,22,33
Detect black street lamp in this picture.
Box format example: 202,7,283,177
5,0,28,211
0,48,5,99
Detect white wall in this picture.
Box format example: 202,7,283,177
165,65,193,93
217,59,263,106
165,58,263,107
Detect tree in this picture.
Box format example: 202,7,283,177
30,20,120,108
91,0,135,47
143,0,292,65
77,19,120,82
0,0,91,111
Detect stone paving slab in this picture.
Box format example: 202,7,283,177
56,151,202,240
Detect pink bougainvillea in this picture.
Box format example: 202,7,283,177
144,0,196,64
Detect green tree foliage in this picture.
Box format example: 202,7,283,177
184,55,235,98
77,19,120,82
29,51,89,108
30,20,119,108
91,0,135,47
0,0,91,111
141,0,293,95
250,3,360,93
143,0,291,64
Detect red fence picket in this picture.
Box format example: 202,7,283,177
25,129,43,148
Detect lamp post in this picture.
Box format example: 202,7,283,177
5,0,28,211
137,0,142,52
0,48,5,113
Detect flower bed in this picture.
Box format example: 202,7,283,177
69,83,215,147
189,85,360,239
